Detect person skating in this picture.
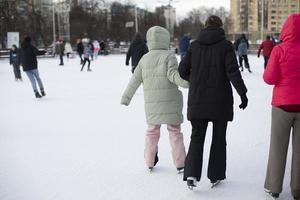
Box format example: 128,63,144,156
9,44,22,81
235,34,252,73
178,16,248,189
81,39,92,72
258,35,274,69
64,41,73,59
179,34,191,60
125,32,148,73
58,40,65,66
93,40,100,60
121,26,189,172
19,36,46,98
77,39,84,64
263,14,300,200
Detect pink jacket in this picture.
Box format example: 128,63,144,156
263,14,300,106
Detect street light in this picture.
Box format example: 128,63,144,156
52,0,57,55
135,5,138,33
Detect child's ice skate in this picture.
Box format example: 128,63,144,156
187,177,197,190
177,167,184,174
148,152,159,173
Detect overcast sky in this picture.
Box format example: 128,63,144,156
120,0,230,18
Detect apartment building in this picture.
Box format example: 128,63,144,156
230,0,300,40
268,0,300,32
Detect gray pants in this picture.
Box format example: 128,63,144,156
25,69,44,92
265,107,300,197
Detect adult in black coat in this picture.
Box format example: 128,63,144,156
77,39,84,64
9,44,22,81
178,16,248,188
20,36,46,98
125,33,148,73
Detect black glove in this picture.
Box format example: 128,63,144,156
239,93,248,110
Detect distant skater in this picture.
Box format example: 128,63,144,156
19,36,46,98
77,39,84,64
258,35,274,69
58,40,65,66
125,33,148,73
9,44,22,81
235,34,252,73
81,39,92,72
121,26,189,172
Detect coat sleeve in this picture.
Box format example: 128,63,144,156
225,42,248,96
121,63,143,105
125,45,132,65
178,48,192,81
263,46,280,85
258,42,263,56
167,54,189,88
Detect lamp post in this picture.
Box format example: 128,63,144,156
52,0,56,55
135,5,138,33
261,0,264,40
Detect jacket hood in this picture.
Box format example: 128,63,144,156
197,27,225,45
280,14,300,42
146,26,170,50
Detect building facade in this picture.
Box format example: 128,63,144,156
230,0,300,41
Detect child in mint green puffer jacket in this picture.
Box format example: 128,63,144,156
121,26,189,172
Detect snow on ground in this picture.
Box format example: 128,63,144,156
0,55,293,200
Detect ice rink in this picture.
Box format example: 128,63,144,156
0,55,293,200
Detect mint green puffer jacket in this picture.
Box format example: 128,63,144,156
121,26,189,125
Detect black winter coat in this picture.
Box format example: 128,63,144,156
179,27,247,121
19,41,40,71
126,41,148,67
77,42,84,54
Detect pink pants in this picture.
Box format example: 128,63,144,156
144,124,186,168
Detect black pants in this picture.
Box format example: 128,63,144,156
263,56,269,69
238,55,250,70
12,63,22,79
184,119,228,182
81,58,91,71
79,53,83,64
59,54,64,65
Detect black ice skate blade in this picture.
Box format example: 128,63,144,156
264,191,279,200
211,180,221,188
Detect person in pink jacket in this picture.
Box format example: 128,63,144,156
263,14,300,200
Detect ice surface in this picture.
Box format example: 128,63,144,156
0,55,293,200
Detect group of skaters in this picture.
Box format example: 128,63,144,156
9,36,46,98
53,38,108,72
7,12,300,200
122,14,300,200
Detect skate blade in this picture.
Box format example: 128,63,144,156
188,186,194,190
211,180,221,188
148,168,153,173
177,170,184,174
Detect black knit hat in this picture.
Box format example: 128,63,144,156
205,15,223,28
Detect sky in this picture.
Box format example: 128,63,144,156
123,0,230,18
